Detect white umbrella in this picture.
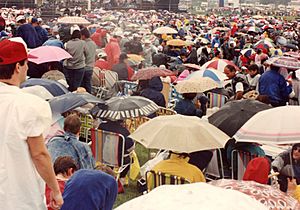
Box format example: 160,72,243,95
175,77,219,93
57,16,91,25
234,106,300,145
153,26,177,34
115,183,268,210
22,85,54,100
129,115,229,153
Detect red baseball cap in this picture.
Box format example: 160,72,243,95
0,39,36,65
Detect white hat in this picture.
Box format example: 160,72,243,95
37,18,43,22
70,25,80,35
157,45,163,52
16,15,25,23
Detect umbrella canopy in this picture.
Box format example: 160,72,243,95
20,78,69,96
131,67,174,81
254,39,275,48
201,59,239,72
208,100,272,137
187,69,227,82
129,115,229,153
92,96,159,121
115,183,268,210
211,27,230,34
234,106,300,145
166,39,186,47
21,85,54,100
49,92,104,114
175,77,219,93
127,54,144,64
57,16,91,25
247,26,262,34
153,26,177,34
265,56,300,70
210,179,300,210
284,51,300,59
240,48,255,57
183,63,201,70
28,46,72,64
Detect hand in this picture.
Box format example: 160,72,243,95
288,178,297,192
50,190,63,210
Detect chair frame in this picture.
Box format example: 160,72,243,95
79,113,94,143
204,149,225,181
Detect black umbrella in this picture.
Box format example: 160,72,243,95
208,99,272,137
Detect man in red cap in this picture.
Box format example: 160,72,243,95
0,39,63,210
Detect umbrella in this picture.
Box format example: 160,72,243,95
127,54,145,63
28,46,72,64
247,26,262,34
210,179,300,210
129,115,229,153
201,59,239,72
183,63,201,70
166,39,186,47
91,96,159,121
208,100,272,137
234,106,300,145
276,36,288,46
21,85,54,100
284,51,300,59
131,67,174,81
254,39,275,48
153,26,177,34
269,48,283,56
20,78,69,96
175,78,219,93
264,56,300,70
57,16,91,25
211,27,230,34
240,48,255,57
49,92,104,114
115,183,268,210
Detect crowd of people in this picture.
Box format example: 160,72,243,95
2,5,300,210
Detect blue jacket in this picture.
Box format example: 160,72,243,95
35,25,48,44
61,169,117,210
174,99,203,118
258,69,292,106
16,23,41,48
47,132,95,169
140,76,166,107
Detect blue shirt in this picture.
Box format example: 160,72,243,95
258,69,292,105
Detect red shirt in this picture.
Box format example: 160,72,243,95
45,179,66,210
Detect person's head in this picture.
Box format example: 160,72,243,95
64,114,81,135
256,49,262,54
270,65,280,72
224,64,236,79
81,27,90,40
54,156,78,177
119,53,128,64
0,39,31,86
243,157,270,184
182,92,197,100
31,17,38,27
248,64,259,77
16,15,26,25
71,30,81,39
292,143,300,160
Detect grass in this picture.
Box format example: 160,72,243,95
113,143,150,209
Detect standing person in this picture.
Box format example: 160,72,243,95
111,53,134,81
0,39,63,210
105,34,121,70
31,17,48,45
81,28,96,93
63,30,87,92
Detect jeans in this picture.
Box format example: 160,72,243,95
82,66,93,93
63,67,85,92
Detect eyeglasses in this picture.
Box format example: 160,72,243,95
293,148,300,152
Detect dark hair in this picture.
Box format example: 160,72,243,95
182,92,197,100
71,30,81,39
81,27,90,38
64,114,81,134
225,64,236,72
0,59,26,79
215,51,221,57
53,156,78,175
248,64,259,72
170,151,190,159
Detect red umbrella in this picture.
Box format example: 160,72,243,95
131,67,174,81
210,179,300,210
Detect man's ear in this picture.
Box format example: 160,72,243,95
15,63,21,73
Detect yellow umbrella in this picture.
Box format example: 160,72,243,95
175,77,219,93
127,54,145,63
167,39,186,47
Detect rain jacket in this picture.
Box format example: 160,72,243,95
61,170,118,210
16,23,41,48
140,76,166,107
259,69,292,106
105,38,121,70
174,99,203,118
243,157,270,184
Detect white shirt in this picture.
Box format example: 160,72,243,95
246,74,261,90
0,83,52,210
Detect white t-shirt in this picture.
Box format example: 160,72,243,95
235,82,244,92
0,83,52,210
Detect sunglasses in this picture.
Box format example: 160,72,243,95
293,148,300,152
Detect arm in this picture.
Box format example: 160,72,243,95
27,135,63,208
235,91,244,100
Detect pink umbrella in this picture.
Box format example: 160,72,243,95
201,59,239,72
28,46,72,64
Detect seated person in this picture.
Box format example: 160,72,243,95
47,114,95,169
272,143,300,192
148,151,206,189
61,169,118,210
98,119,135,180
140,76,166,107
46,156,78,210
174,93,206,118
243,157,270,184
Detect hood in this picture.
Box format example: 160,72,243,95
148,76,163,91
243,157,270,184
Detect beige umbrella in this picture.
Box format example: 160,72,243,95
175,77,219,94
153,26,178,34
129,115,229,153
57,16,91,25
166,39,186,47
